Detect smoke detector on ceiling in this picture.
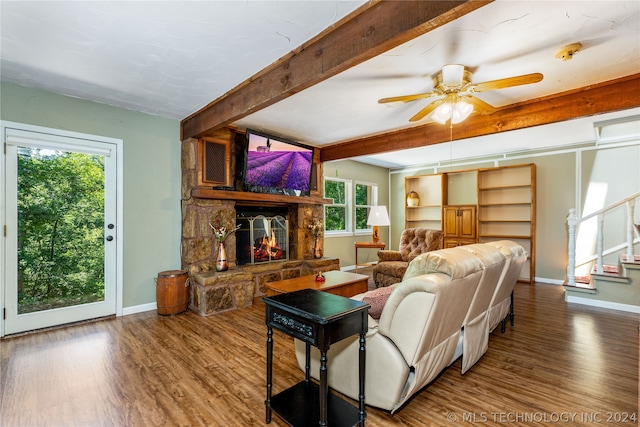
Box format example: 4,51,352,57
555,43,582,61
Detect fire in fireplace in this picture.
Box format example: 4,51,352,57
236,207,289,265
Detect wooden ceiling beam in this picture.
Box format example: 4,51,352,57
319,73,640,162
180,0,492,140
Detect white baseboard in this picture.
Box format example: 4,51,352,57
337,269,639,314
122,302,157,316
534,277,564,285
342,264,379,272
565,295,640,314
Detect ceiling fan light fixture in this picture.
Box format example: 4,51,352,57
431,99,473,125
452,101,473,124
431,103,452,124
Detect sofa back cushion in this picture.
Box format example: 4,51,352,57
398,228,444,262
402,245,484,282
456,244,506,322
380,247,485,364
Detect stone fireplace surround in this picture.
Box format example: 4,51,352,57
181,134,337,316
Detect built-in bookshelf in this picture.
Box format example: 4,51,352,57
404,173,443,230
402,164,536,283
477,164,536,283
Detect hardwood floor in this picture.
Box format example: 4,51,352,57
1,282,638,426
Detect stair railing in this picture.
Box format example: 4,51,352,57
567,192,640,286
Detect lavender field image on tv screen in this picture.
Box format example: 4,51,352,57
246,151,312,191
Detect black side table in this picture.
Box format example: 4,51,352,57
263,288,369,427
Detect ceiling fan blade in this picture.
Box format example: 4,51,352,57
378,92,437,104
462,95,496,114
470,73,543,92
409,99,443,122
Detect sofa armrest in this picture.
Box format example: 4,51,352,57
377,250,403,262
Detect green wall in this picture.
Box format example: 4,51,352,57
1,82,182,309
322,159,390,267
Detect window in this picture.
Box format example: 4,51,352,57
324,178,351,233
324,178,378,235
355,182,378,232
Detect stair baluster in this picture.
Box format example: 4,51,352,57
627,199,635,261
567,192,640,287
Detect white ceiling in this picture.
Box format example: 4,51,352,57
0,1,365,118
1,1,639,168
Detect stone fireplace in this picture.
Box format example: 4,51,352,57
181,132,338,316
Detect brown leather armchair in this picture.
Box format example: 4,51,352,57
372,228,443,287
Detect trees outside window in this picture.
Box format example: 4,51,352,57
324,178,378,235
17,148,105,313
324,178,351,232
355,182,378,231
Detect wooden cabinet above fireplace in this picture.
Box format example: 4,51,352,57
197,137,232,187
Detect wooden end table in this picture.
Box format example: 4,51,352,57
264,289,369,426
265,270,369,298
354,241,385,273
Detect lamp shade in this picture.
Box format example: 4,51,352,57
367,205,389,244
367,205,390,226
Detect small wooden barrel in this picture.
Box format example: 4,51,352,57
156,270,189,315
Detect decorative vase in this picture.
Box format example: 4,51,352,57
313,237,323,259
407,191,420,207
216,241,228,272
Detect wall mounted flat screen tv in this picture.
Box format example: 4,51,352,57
243,129,314,197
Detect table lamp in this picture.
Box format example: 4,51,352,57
367,205,390,243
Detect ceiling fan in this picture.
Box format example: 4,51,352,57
378,64,543,124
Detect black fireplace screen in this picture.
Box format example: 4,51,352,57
236,215,288,265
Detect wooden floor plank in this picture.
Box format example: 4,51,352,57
1,282,638,426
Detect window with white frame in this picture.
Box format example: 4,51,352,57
324,177,378,235
324,177,351,233
355,181,378,233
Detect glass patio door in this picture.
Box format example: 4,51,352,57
3,128,117,335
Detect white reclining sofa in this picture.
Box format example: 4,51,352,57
293,240,526,413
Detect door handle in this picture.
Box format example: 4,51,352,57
106,236,114,242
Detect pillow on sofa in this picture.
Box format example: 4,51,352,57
361,285,395,319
